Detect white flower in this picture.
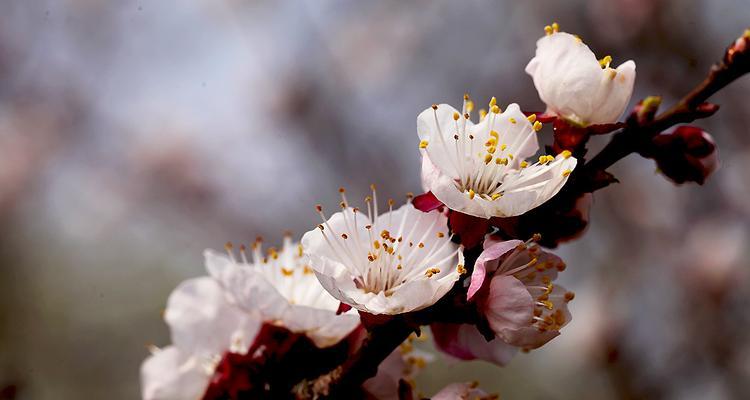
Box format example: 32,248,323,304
141,277,260,400
418,100,577,218
142,236,360,399
205,236,360,348
525,24,636,126
302,188,464,315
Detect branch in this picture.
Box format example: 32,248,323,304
582,30,750,178
316,316,416,399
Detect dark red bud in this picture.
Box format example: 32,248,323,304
649,126,719,185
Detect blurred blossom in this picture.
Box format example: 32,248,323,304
677,217,748,295
588,0,660,43
721,147,750,216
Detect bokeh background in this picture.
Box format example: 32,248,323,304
1,1,749,399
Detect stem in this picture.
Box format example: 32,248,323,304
583,36,749,177
318,317,416,399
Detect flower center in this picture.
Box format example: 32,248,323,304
315,187,460,296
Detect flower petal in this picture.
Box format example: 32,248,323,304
432,382,489,400
165,277,254,357
140,346,210,400
468,238,523,300
485,275,535,339
431,323,518,366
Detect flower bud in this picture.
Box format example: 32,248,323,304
648,126,719,185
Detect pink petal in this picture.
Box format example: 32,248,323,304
431,323,518,366
467,239,523,300
412,191,443,212
431,323,475,360
432,382,489,400
485,275,534,335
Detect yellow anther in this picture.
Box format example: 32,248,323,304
562,169,572,177
463,93,470,100
281,268,294,276
303,265,314,274
744,28,750,39
540,300,554,310
533,121,543,131
484,154,493,164
373,240,381,249
527,114,537,123
466,100,474,113
500,144,507,151
468,189,476,199
508,153,514,160
485,137,497,146
419,140,429,149
489,130,499,139
520,160,528,168
573,34,583,43
491,105,500,114
551,22,559,32
453,112,460,121
560,150,572,158
489,96,497,108
437,232,445,238
544,25,553,35
539,155,549,164
491,193,502,200
424,267,441,278
457,264,467,274
495,157,508,166
479,109,487,120
599,55,612,68
509,117,517,124
487,146,496,154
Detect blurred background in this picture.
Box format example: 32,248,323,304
1,0,749,399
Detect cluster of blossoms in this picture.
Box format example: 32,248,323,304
142,23,744,399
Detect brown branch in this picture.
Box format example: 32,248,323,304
582,31,750,178
301,315,419,399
